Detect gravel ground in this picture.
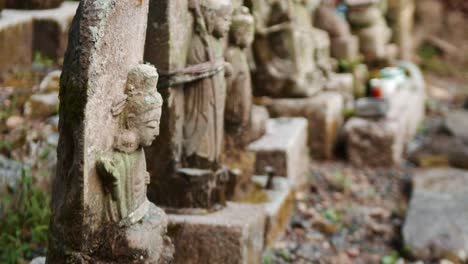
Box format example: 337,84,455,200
264,161,414,264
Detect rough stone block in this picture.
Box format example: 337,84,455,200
8,2,78,60
264,93,344,160
345,63,426,167
252,176,295,246
0,10,33,80
249,118,309,188
168,203,266,264
403,169,468,261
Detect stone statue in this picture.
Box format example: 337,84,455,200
224,6,255,133
182,0,233,170
246,0,325,97
145,0,234,213
223,5,264,199
96,64,163,227
346,0,397,64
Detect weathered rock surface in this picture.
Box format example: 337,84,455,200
445,110,468,143
0,155,22,194
252,176,294,246
47,0,173,263
403,169,468,261
249,118,309,188
168,203,266,264
264,92,344,160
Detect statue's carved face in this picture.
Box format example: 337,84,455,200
202,0,233,38
134,106,162,147
230,10,254,48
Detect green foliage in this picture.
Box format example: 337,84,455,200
33,52,53,68
381,251,400,264
320,208,342,224
0,167,51,264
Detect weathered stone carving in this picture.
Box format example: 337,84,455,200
246,0,322,97
145,0,233,212
96,65,162,227
346,0,397,64
314,3,360,61
47,1,173,263
6,0,63,9
223,5,267,199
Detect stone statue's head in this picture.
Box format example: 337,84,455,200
229,6,254,48
114,64,163,152
201,0,233,38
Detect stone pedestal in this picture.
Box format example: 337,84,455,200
249,118,309,188
7,2,78,60
345,62,425,167
263,93,344,160
252,176,295,246
168,203,266,264
0,10,32,81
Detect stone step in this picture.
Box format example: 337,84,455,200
262,92,344,160
249,118,309,188
167,202,266,264
6,2,78,61
345,62,426,167
252,175,295,246
0,10,33,80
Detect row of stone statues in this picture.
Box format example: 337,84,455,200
47,0,404,262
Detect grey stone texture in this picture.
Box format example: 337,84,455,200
403,169,468,261
249,118,309,188
252,176,295,246
168,202,266,264
47,1,172,263
263,92,344,160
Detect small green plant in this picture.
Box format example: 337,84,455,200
33,52,54,68
320,208,342,224
0,166,51,264
381,251,400,264
330,171,352,191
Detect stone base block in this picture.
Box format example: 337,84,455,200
249,118,309,188
345,62,425,167
0,10,33,81
8,2,78,60
263,93,344,160
253,176,295,246
168,202,266,264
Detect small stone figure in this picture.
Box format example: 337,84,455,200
224,5,266,199
314,4,360,61
346,0,397,64
96,64,163,227
147,0,234,212
247,0,324,97
6,0,63,9
224,6,255,134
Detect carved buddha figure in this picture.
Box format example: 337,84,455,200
225,6,255,131
183,0,233,170
96,64,163,226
